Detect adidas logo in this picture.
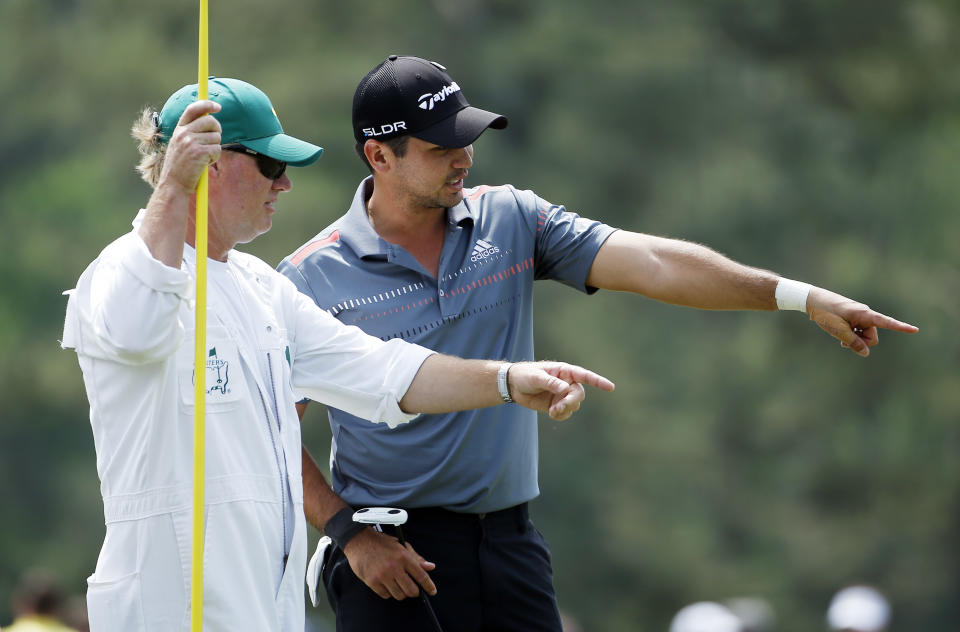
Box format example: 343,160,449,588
417,82,461,111
470,238,500,262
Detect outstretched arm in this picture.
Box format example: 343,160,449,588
587,230,779,310
398,356,615,420
587,230,918,356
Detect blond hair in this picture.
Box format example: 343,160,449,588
131,107,168,188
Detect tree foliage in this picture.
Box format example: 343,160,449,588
1,1,955,629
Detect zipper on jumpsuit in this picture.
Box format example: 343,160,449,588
202,262,291,575
257,351,289,571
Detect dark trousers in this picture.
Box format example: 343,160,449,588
322,503,563,632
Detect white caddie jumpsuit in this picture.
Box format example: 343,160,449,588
62,221,432,631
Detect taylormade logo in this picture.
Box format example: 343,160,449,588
418,82,461,111
470,239,500,262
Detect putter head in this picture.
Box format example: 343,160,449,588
353,507,409,526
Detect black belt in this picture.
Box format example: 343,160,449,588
402,502,529,532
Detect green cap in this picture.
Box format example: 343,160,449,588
158,77,323,167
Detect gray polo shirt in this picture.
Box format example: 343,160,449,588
278,177,615,513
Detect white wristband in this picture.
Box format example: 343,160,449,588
497,363,514,403
775,278,812,312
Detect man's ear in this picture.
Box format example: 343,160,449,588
364,139,392,174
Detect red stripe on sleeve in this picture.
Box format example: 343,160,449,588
290,230,340,266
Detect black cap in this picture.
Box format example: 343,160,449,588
353,55,508,148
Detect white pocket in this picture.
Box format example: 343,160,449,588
178,327,247,412
87,572,146,632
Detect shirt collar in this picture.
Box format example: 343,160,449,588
341,176,476,258
340,177,390,258
448,197,475,226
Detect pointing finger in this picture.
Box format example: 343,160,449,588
564,366,615,392
866,311,918,334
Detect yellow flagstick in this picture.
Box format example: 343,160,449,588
191,0,209,629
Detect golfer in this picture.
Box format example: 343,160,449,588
280,56,918,632
60,77,614,631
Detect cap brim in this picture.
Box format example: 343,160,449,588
242,133,323,167
412,106,508,148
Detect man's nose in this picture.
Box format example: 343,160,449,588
274,172,292,192
452,145,474,169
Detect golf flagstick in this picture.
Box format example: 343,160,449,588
191,0,210,629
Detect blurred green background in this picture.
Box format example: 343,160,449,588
1,0,956,630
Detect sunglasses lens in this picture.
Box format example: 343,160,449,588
256,154,287,180
223,145,287,180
